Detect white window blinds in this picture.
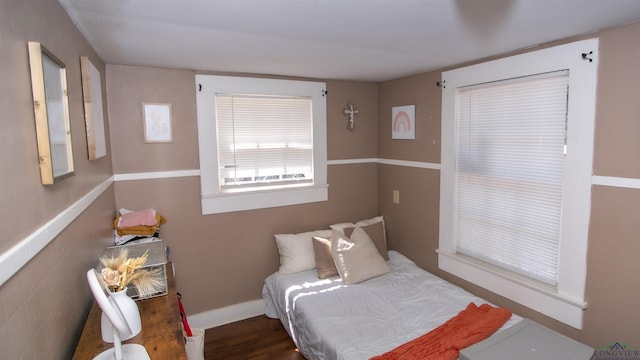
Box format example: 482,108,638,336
455,71,569,286
215,94,314,191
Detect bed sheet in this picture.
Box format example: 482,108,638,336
262,250,522,360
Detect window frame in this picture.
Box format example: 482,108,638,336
195,75,328,214
439,38,599,329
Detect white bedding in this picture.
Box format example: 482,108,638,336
262,250,522,360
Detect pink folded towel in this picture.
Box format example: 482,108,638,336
119,209,157,227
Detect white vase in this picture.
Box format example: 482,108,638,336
101,287,142,343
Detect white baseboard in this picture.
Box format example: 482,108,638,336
187,299,266,330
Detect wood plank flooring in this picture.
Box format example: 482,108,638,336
204,315,307,360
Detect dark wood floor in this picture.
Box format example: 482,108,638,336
204,316,307,360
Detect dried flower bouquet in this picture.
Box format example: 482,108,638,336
99,248,166,298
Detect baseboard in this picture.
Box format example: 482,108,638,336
187,299,266,330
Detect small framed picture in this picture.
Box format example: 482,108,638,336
392,105,415,140
143,103,173,143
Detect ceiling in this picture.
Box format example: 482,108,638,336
58,0,640,82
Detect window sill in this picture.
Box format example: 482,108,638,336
201,184,328,214
437,250,587,329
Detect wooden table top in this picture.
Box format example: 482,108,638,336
72,263,187,359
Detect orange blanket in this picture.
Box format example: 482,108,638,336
371,303,511,360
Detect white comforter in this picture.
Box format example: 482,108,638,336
262,250,521,360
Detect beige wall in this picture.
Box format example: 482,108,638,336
378,22,640,349
593,23,640,178
106,66,380,313
106,22,640,349
0,0,116,359
582,22,640,347
377,71,443,272
107,66,200,174
4,0,640,357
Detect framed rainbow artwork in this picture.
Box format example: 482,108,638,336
392,105,415,140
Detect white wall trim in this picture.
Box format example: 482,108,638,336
109,159,440,182
377,158,441,170
201,185,328,214
327,158,378,165
188,299,265,330
3,167,626,289
113,169,200,181
2,163,636,329
592,175,640,190
111,168,640,192
0,176,114,287
108,168,640,192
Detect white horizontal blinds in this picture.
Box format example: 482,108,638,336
455,71,569,286
216,94,314,190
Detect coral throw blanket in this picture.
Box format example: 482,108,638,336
371,303,512,360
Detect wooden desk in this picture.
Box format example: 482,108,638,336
72,263,187,359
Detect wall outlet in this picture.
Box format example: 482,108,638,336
393,189,400,204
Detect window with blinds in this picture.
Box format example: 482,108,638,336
196,75,327,214
455,71,569,286
215,94,314,191
439,38,597,328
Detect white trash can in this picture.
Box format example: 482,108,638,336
183,327,205,360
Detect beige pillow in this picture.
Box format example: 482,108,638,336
331,228,391,285
343,220,388,260
356,216,387,248
312,236,339,278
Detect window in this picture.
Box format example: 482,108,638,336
196,75,327,214
216,95,314,190
456,71,569,287
439,38,599,329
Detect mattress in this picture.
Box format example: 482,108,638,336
459,319,594,360
262,250,522,360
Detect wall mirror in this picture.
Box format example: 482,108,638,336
28,41,74,184
80,56,107,160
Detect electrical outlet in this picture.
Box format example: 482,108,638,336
393,190,400,204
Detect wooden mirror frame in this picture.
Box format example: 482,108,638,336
28,41,74,184
80,56,107,160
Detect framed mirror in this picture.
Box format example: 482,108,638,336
28,42,74,184
80,56,107,160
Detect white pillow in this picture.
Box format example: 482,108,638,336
331,228,391,284
275,229,332,274
355,215,384,227
329,222,355,231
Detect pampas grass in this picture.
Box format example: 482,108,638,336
99,248,166,298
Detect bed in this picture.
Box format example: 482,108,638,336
263,247,522,360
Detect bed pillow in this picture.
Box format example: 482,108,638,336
343,220,389,260
355,215,385,227
275,229,332,274
329,215,387,247
331,228,391,284
329,222,355,231
312,236,339,278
